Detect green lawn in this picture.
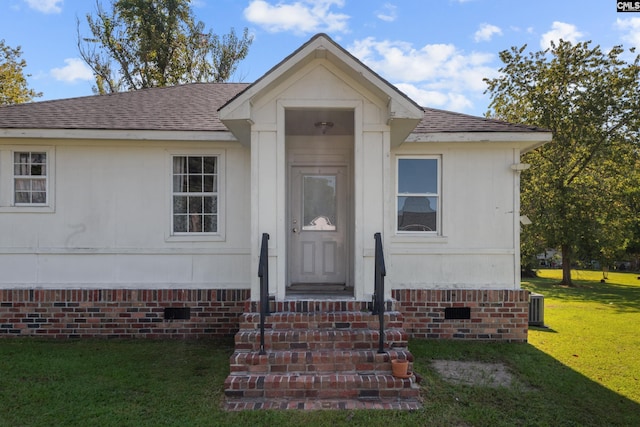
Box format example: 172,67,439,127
1,270,639,426
523,269,640,404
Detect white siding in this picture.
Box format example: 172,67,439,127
387,143,521,290
0,140,251,289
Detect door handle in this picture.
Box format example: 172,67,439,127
292,227,299,233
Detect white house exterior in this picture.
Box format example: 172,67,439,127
0,34,551,340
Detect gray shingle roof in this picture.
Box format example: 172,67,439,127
0,82,546,134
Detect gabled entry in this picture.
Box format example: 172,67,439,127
286,109,354,295
218,33,423,301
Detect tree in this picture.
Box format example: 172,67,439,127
0,40,42,105
78,0,252,94
485,41,640,285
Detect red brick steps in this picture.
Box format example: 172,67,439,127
224,305,422,410
229,348,413,374
224,372,420,399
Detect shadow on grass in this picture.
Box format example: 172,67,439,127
523,276,640,312
529,326,558,333
410,339,640,426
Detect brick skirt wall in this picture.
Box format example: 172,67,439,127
392,289,529,342
1,288,528,342
0,289,250,339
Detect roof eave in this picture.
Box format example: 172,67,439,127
0,128,238,142
405,131,553,151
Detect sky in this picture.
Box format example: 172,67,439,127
1,0,639,117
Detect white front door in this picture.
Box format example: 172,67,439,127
289,166,348,285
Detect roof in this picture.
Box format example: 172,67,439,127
0,82,547,135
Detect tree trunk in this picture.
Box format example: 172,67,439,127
560,244,573,286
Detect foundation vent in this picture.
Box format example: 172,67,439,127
444,307,471,320
164,307,191,320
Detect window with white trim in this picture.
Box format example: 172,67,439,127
396,157,440,234
171,155,218,234
14,151,48,205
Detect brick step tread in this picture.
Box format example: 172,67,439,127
225,397,423,411
234,328,408,351
240,311,404,330
245,300,397,314
229,349,413,374
224,373,421,400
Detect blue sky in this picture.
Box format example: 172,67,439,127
1,0,638,116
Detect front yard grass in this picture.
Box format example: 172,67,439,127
1,270,638,426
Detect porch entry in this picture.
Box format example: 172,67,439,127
287,165,350,295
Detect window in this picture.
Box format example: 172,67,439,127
171,155,218,234
397,157,440,233
14,151,48,205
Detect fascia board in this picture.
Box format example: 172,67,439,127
0,128,238,142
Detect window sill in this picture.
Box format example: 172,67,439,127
390,234,448,244
0,205,55,213
165,233,225,243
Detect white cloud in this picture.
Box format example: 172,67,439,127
51,58,94,83
244,0,349,35
349,37,497,113
376,3,397,22
540,21,584,50
474,23,502,43
23,0,62,14
615,17,640,48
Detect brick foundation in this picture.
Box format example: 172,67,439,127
392,289,529,342
0,289,250,339
1,288,529,342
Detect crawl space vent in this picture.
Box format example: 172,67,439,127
444,307,471,320
164,307,191,320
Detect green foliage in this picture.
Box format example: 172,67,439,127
0,40,42,105
485,41,640,285
77,0,253,93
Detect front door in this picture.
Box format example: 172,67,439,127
289,166,348,287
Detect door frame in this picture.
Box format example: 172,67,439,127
286,137,353,292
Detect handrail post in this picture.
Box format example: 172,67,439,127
258,233,270,355
373,233,386,353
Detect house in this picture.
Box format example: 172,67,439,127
0,34,551,342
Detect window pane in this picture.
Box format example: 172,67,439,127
31,152,46,164
302,175,336,231
398,159,438,194
173,156,187,174
14,152,29,163
203,175,215,192
203,196,214,214
173,196,187,214
397,196,438,232
173,175,187,192
188,175,202,192
30,164,44,176
15,192,30,203
203,157,216,174
15,179,30,191
188,196,202,213
203,215,217,232
174,214,187,232
188,214,202,232
32,179,46,191
32,192,46,204
188,157,202,174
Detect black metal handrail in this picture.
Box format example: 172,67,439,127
373,232,386,353
258,233,270,355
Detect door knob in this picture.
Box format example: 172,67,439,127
292,227,299,233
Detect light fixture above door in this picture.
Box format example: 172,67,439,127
314,121,334,134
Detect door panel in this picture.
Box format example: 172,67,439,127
289,166,347,285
